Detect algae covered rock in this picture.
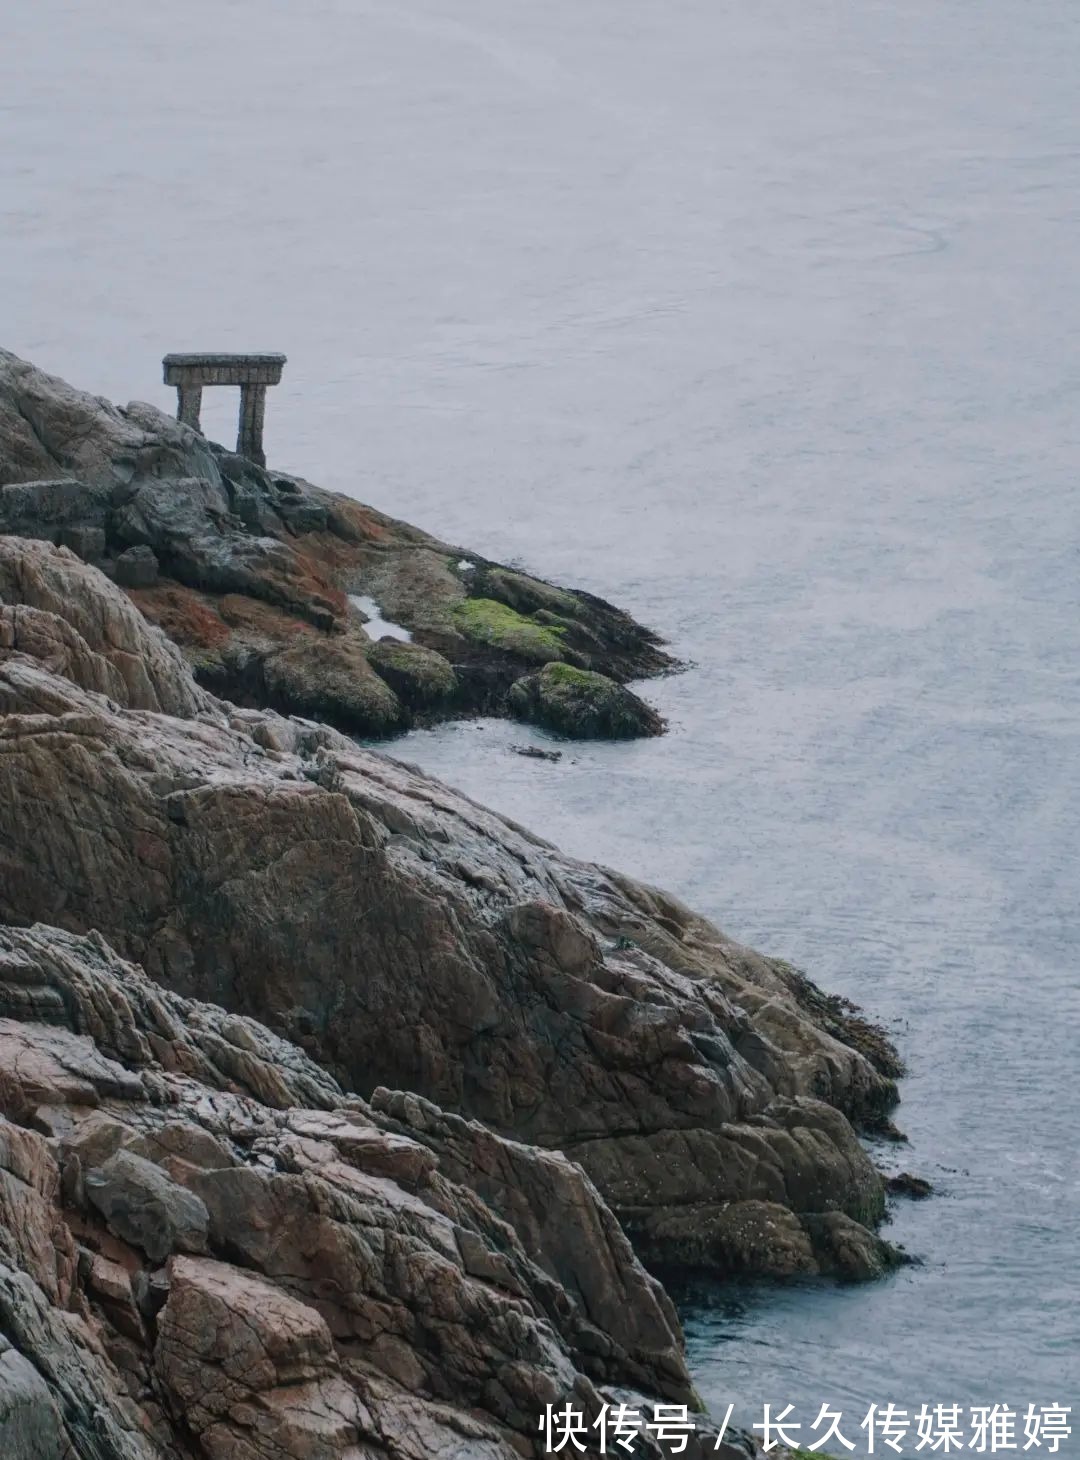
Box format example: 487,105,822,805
451,595,572,663
471,564,578,617
262,635,404,734
509,661,665,739
366,636,458,716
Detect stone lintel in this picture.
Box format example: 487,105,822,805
162,353,287,388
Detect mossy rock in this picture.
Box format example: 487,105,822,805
451,597,568,664
508,662,664,739
262,638,403,735
471,565,577,617
366,638,458,712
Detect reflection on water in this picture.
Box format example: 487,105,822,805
4,0,1079,1431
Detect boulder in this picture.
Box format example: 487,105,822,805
263,635,404,735
84,1150,210,1262
365,637,458,717
112,544,159,589
886,1170,933,1200
156,1257,366,1457
509,662,665,739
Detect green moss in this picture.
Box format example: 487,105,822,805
540,662,600,688
480,567,577,617
366,638,458,708
451,598,567,663
531,608,582,631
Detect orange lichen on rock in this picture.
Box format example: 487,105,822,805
125,583,230,651
217,593,319,642
323,496,392,544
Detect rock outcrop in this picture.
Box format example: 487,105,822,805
0,349,669,738
0,920,767,1458
0,537,900,1290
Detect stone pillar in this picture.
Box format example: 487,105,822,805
176,384,203,431
237,384,267,465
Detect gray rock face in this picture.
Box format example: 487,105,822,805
0,477,110,540
0,535,900,1288
0,348,221,488
85,1150,210,1262
113,545,159,588
0,1340,69,1460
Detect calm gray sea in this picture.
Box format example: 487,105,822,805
4,0,1079,1445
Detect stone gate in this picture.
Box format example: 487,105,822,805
162,353,286,467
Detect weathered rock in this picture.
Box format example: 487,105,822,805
0,920,755,1458
632,1199,901,1284
0,1338,70,1460
156,1257,365,1458
885,1171,933,1200
512,744,563,762
58,523,107,562
0,477,110,545
365,638,458,718
0,350,913,1454
263,636,405,735
113,545,159,589
0,541,900,1288
0,349,675,737
0,1105,158,1458
84,1149,209,1262
509,663,665,739
799,1211,904,1281
0,350,220,487
0,536,215,717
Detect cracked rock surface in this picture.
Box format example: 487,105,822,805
0,920,758,1458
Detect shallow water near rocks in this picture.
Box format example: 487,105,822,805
348,594,413,643
4,0,1079,1441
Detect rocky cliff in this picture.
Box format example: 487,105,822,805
0,354,907,1459
0,536,901,1277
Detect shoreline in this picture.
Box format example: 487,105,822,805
1,348,673,743
0,351,911,1458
